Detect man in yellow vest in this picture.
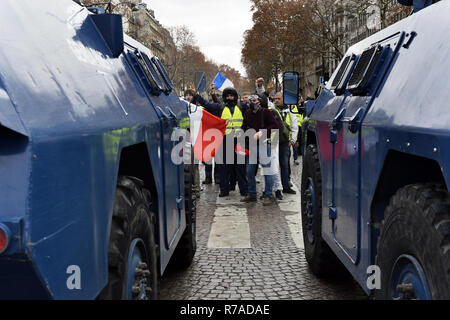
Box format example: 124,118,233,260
291,102,304,164
216,87,248,197
273,92,298,194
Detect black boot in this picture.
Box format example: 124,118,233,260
275,190,283,200
283,188,296,195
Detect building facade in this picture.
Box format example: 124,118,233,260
301,0,409,97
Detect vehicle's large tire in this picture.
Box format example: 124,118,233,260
170,154,198,270
374,183,450,300
98,176,159,300
301,144,348,278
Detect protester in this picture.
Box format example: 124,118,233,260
240,91,251,114
267,103,285,201
291,95,304,164
187,84,221,184
273,92,298,194
255,78,275,100
240,93,279,205
216,88,248,197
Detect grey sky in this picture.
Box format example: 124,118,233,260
143,0,253,77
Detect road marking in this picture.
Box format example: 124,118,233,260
277,183,304,249
207,206,251,249
286,213,304,249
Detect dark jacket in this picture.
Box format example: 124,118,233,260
241,107,279,138
194,94,245,118
192,94,221,117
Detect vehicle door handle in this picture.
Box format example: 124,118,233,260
166,107,179,127
341,107,365,133
330,108,346,143
330,107,365,138
166,107,177,120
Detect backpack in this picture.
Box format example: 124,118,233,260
270,109,290,143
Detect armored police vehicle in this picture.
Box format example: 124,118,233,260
0,0,198,299
286,0,450,299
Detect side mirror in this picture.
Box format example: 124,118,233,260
283,72,300,106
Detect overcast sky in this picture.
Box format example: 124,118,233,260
143,0,254,77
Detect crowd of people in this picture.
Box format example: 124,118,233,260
183,78,305,206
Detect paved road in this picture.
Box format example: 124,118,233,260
161,158,367,300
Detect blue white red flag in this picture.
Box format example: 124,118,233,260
213,72,234,91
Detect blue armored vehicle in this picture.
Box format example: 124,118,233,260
287,0,449,299
0,0,198,299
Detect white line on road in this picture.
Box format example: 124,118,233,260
277,183,304,249
207,206,251,249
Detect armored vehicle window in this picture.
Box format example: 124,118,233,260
126,49,161,96
331,55,351,90
334,54,357,96
134,51,164,96
152,57,174,93
347,45,383,95
139,52,167,94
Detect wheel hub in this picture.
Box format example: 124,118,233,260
389,254,432,300
127,239,152,300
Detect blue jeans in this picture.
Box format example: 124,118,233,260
279,141,290,189
247,144,274,199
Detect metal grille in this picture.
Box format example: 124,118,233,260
331,56,350,89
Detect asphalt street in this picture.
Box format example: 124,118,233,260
160,157,367,300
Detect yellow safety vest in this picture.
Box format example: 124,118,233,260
274,107,293,140
179,116,190,129
221,106,243,135
291,105,304,127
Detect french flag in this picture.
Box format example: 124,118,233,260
189,105,226,162
213,72,234,91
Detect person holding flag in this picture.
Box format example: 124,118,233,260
186,84,222,184
215,87,248,197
